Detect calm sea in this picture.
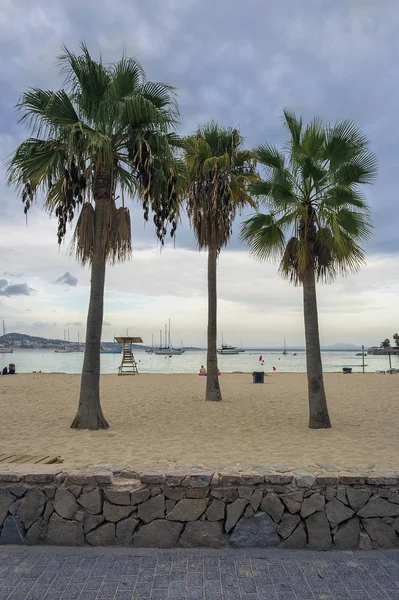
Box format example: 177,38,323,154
0,348,397,375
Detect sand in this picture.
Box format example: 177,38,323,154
0,373,397,471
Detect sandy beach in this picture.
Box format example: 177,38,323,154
0,372,397,471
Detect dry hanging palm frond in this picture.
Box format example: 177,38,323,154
101,200,117,262
73,202,95,264
114,207,132,262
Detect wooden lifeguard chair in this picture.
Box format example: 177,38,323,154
115,336,143,375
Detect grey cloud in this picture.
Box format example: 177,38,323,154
65,321,83,327
103,321,112,326
54,272,78,286
0,280,34,296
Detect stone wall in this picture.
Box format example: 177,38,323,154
0,466,398,549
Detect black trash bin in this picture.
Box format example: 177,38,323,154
252,371,264,384
9,363,15,374
342,367,352,374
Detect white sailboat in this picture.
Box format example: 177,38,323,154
154,320,185,355
146,334,155,354
0,321,13,354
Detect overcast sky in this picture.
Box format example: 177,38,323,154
0,0,398,348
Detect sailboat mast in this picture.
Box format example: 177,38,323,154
168,319,171,348
160,329,162,348
2,321,5,337
152,334,154,350
165,324,167,348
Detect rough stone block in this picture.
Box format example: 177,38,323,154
138,470,166,485
86,521,116,546
325,487,337,502
84,515,105,534
43,485,57,499
7,485,27,498
225,499,248,533
336,487,348,505
210,488,238,503
264,474,293,485
184,473,214,488
239,473,264,485
238,487,253,500
388,492,399,504
295,471,316,488
67,485,82,498
26,518,44,544
392,516,399,533
325,498,354,527
165,499,176,513
260,492,284,523
77,489,102,514
316,475,338,486
219,473,241,486
116,517,139,546
133,519,183,548
64,469,113,486
206,499,225,522
18,489,46,528
346,488,372,512
358,496,399,518
365,474,399,486
103,502,134,523
46,513,84,545
180,521,225,548
137,494,165,523
130,488,151,505
280,491,303,514
359,529,373,550
277,513,300,539
164,487,185,501
21,468,62,484
103,487,131,505
306,512,332,550
339,474,365,485
281,522,307,548
230,512,279,547
300,493,325,518
0,471,21,483
53,488,79,520
334,517,360,549
186,488,209,498
0,516,25,544
167,498,208,522
249,489,263,512
362,518,398,549
164,473,185,487
244,505,254,518
0,489,14,526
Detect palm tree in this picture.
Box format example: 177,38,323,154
393,333,399,348
381,339,391,349
241,111,376,428
184,123,256,401
7,44,181,429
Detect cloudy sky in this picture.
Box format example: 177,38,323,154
0,0,398,348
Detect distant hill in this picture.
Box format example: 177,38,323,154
0,332,202,350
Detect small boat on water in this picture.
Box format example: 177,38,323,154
0,321,13,354
154,320,185,355
355,352,367,356
146,335,155,354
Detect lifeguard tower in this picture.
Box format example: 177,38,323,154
115,336,143,375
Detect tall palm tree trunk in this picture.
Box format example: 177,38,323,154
206,244,222,401
302,267,331,429
71,182,110,429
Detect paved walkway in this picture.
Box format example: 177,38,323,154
0,546,398,600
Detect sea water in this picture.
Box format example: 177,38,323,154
0,348,397,375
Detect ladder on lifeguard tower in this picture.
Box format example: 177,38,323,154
115,336,143,375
